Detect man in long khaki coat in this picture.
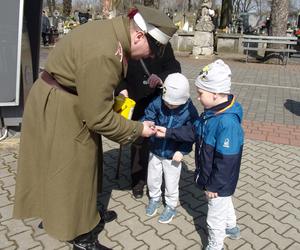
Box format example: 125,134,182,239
13,5,177,250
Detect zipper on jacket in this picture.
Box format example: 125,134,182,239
162,115,174,158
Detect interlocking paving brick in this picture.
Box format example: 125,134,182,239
239,214,269,234
224,238,247,250
136,228,170,249
170,215,197,236
238,193,267,209
240,183,266,197
0,193,13,208
260,227,293,250
35,233,68,249
239,227,270,249
104,216,128,238
0,204,13,222
0,230,14,249
258,203,289,220
162,228,197,249
277,193,300,209
261,242,281,250
286,242,300,250
257,183,284,198
260,214,291,235
283,228,300,244
111,229,145,249
238,203,268,221
275,168,298,182
9,230,41,249
240,175,265,189
257,167,281,179
281,214,300,231
120,216,151,237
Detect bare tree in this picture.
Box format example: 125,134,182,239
63,0,72,17
270,0,289,36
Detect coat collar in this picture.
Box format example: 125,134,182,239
112,17,130,77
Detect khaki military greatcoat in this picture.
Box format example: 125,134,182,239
13,17,143,241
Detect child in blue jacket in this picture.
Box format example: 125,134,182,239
156,60,244,249
142,73,198,223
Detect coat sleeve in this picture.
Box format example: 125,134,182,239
75,55,143,144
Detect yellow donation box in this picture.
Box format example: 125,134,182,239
113,95,136,120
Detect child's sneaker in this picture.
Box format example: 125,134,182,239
158,205,176,224
146,199,160,217
225,226,241,239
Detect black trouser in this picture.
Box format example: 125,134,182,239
131,137,149,188
41,32,48,45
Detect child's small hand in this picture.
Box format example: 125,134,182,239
155,126,167,138
205,191,218,199
172,151,183,162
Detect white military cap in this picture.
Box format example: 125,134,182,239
130,4,177,45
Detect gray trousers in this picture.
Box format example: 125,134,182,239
147,153,182,208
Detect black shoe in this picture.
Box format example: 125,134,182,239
100,210,117,223
132,186,144,199
73,240,111,250
98,203,117,223
71,221,110,250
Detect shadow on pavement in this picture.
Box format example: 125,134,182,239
284,99,300,116
179,163,208,248
99,147,209,248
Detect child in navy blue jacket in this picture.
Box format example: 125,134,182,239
156,60,244,249
142,73,198,224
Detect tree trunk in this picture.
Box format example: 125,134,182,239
52,0,56,12
144,0,154,7
47,0,53,16
265,0,289,63
270,0,289,36
63,0,72,17
220,0,233,29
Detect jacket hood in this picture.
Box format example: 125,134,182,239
204,95,243,123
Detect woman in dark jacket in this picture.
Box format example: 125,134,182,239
116,42,181,198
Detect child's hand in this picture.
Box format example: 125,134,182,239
155,126,166,137
172,151,183,162
205,191,218,199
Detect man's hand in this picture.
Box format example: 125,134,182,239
205,191,219,199
119,89,129,98
147,74,162,88
155,126,166,138
141,121,156,137
172,151,183,162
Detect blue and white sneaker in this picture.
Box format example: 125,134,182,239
158,205,176,224
226,226,241,239
146,199,160,217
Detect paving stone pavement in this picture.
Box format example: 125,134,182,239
1,136,300,250
1,51,300,249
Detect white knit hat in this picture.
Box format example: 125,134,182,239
162,73,190,105
195,59,232,94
